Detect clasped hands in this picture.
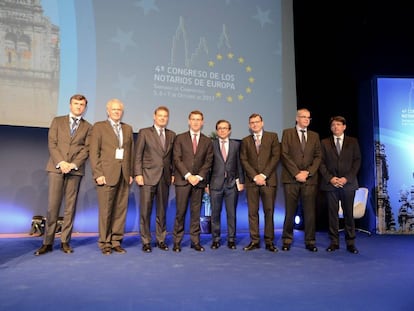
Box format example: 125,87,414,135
331,176,347,188
59,161,76,174
187,174,201,186
253,174,266,186
295,170,309,183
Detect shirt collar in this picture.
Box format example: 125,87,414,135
108,118,120,126
69,114,81,121
253,131,263,137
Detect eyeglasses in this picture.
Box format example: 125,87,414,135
298,116,312,120
217,127,229,130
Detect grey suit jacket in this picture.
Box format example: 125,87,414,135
89,120,134,186
173,131,213,188
209,139,244,190
134,126,176,185
280,127,321,185
319,135,361,191
240,131,280,187
46,115,92,176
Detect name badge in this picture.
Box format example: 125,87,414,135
115,148,124,159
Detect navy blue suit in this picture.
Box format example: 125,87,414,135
319,135,361,246
208,139,245,243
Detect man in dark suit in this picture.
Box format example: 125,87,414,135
172,110,213,252
280,108,321,252
240,113,280,252
134,106,176,253
319,115,361,254
34,94,91,256
208,120,244,250
89,98,134,255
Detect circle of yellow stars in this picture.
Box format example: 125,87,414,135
207,52,254,103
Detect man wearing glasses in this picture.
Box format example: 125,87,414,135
207,120,244,250
240,113,280,252
280,108,321,252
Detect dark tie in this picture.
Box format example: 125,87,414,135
336,137,341,155
221,140,227,161
300,129,306,151
192,134,197,154
255,134,261,154
71,117,79,136
159,128,166,150
114,123,121,147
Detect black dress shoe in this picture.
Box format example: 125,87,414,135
306,244,318,252
142,243,152,253
347,245,359,254
282,243,291,251
211,241,220,249
326,244,339,252
172,243,181,252
191,243,205,252
265,243,279,252
102,247,112,255
113,246,127,254
60,243,73,254
227,241,236,249
156,241,169,251
243,242,260,251
34,244,53,256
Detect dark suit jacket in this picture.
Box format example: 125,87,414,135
89,120,134,186
280,128,321,185
173,131,213,188
240,131,280,187
209,139,244,190
46,115,91,176
319,135,361,191
134,126,175,185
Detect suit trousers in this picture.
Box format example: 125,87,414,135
245,185,276,244
326,189,356,246
282,183,317,245
210,185,238,242
96,176,129,249
173,184,203,245
44,172,82,245
139,180,169,244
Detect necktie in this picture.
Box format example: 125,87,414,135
255,134,261,154
114,123,121,147
159,128,166,150
221,140,227,161
192,134,198,154
71,117,79,136
336,137,341,155
300,129,306,151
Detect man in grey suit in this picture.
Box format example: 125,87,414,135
172,110,213,252
280,108,321,252
134,106,176,253
89,98,134,255
240,113,280,252
319,116,361,254
34,94,91,256
208,119,244,250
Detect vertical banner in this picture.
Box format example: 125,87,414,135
375,77,414,234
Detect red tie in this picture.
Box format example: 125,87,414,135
192,134,197,154
221,140,227,161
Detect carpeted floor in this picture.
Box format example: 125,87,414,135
0,231,413,311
